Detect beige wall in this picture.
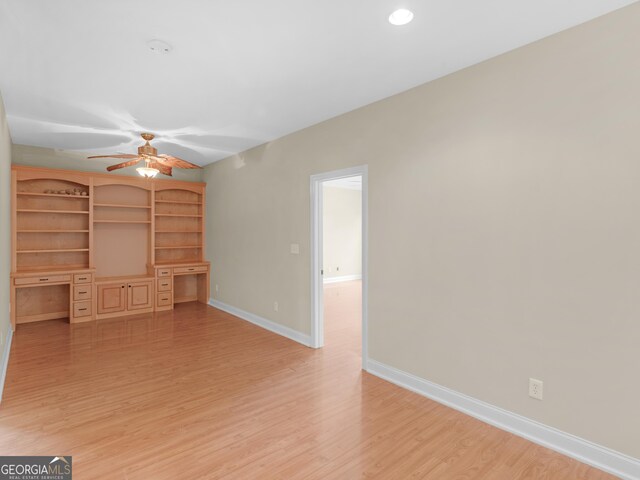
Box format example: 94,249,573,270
205,3,640,459
322,185,361,279
0,91,12,386
12,144,204,182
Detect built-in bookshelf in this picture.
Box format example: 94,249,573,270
93,182,153,277
12,170,206,274
154,187,204,264
11,166,209,329
15,178,91,271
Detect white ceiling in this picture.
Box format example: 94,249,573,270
0,0,636,165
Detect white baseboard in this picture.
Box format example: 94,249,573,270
0,327,14,404
323,274,362,284
366,359,639,480
208,299,311,347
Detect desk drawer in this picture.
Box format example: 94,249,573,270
15,274,71,286
73,301,92,318
173,266,207,274
157,268,172,277
157,278,172,292
73,285,92,301
157,292,172,307
74,273,93,284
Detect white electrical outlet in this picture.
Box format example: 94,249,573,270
273,301,279,312
529,378,543,400
215,284,219,293
290,243,300,254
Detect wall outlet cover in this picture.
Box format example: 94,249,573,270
529,378,544,400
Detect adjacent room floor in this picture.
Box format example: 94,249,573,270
0,296,613,479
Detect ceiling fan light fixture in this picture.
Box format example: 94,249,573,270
389,8,414,26
137,166,160,178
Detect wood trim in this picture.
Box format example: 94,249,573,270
16,311,69,324
10,169,17,273
201,185,206,267
151,184,156,265
95,307,154,321
12,166,91,185
153,182,205,194
89,177,94,269
12,165,205,189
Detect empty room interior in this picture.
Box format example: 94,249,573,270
0,1,639,479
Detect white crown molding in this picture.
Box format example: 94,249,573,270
366,359,640,480
209,299,311,348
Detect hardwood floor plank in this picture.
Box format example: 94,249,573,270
0,281,615,479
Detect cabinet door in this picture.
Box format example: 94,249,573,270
97,283,126,314
127,280,153,310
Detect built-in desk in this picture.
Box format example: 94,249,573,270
10,166,210,330
10,267,96,329
10,263,210,329
153,262,210,311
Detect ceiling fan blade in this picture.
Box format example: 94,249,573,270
150,161,173,176
88,153,140,159
106,158,142,171
156,154,202,169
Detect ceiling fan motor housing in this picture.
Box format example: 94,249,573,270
138,133,157,156
138,144,158,156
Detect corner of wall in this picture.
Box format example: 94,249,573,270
0,89,14,401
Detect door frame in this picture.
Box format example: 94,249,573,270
310,165,368,370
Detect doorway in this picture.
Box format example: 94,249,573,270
310,166,368,370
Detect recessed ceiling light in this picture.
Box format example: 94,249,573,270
146,39,172,55
389,9,414,26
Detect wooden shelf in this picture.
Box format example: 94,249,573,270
13,167,209,328
94,203,151,209
17,248,90,253
17,192,89,199
17,209,89,214
155,260,202,266
15,265,90,274
94,220,151,224
17,230,90,233
95,274,155,284
155,200,202,205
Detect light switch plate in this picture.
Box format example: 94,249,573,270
290,243,300,254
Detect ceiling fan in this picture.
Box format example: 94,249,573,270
87,133,202,178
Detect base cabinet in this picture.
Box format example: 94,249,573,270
97,279,153,318
97,283,126,315
127,280,153,310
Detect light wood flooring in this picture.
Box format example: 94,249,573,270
0,281,614,479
